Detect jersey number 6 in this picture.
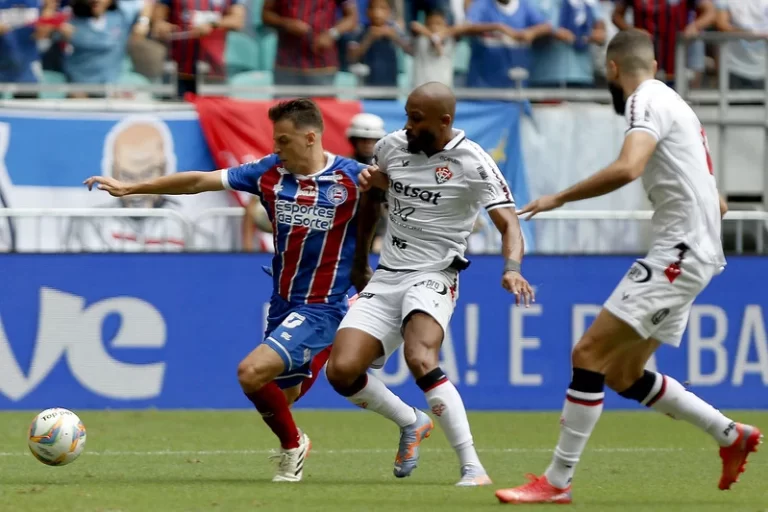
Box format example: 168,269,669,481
282,312,306,329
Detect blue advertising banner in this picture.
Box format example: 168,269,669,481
1,254,766,411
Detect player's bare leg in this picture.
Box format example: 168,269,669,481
403,312,491,487
326,328,431,478
238,344,310,483
496,310,762,504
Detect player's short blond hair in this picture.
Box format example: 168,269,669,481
607,29,655,73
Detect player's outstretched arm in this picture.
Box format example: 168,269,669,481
519,131,656,220
84,170,225,197
351,189,384,292
489,206,535,307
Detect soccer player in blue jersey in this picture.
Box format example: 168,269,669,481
84,98,378,483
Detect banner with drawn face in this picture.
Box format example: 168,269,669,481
0,109,237,252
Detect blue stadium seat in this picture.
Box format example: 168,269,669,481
335,71,358,99
229,70,273,99
225,31,259,77
259,29,278,71
251,0,264,29
454,39,471,75
41,70,68,99
122,57,133,74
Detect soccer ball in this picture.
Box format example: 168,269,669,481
27,408,87,466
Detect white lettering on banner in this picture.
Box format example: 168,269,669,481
732,305,768,385
570,304,657,372
0,287,166,401
688,305,728,386
275,200,334,231
509,304,542,386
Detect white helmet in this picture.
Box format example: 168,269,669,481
346,113,386,140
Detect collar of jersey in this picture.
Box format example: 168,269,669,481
282,152,336,180
441,129,466,151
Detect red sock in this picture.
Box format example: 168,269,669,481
297,345,332,401
245,381,300,449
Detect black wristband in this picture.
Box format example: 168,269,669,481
504,259,521,274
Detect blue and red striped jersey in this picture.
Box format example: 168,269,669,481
273,0,346,70
222,153,364,305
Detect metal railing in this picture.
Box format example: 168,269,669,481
0,207,766,254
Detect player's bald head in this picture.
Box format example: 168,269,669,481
407,81,456,120
606,29,656,74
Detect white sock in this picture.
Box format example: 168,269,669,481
422,375,482,469
642,373,737,447
544,369,605,489
347,373,417,428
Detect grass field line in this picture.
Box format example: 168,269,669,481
0,446,706,457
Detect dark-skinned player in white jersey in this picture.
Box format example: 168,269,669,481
325,82,535,486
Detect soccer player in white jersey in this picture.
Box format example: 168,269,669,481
325,82,535,486
495,29,762,505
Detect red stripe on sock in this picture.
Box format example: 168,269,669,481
646,375,667,407
296,345,333,402
423,377,449,393
566,395,604,407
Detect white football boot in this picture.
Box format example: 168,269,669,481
271,430,311,482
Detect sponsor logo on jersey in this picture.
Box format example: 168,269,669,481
391,235,408,249
627,261,652,283
435,166,453,184
275,200,334,231
326,183,348,206
358,292,376,299
389,179,442,205
651,308,670,325
389,198,415,222
317,174,343,182
414,279,448,295
440,156,460,165
297,184,318,198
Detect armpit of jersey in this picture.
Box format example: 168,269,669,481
222,154,280,194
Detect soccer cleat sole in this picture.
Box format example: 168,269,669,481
718,428,762,491
495,489,573,504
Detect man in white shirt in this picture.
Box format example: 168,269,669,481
495,29,762,505
715,0,768,90
325,81,534,487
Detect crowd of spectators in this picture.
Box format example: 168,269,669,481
1,0,766,99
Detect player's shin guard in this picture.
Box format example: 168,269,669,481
619,370,737,446
341,373,418,427
296,346,332,402
544,368,605,489
416,368,481,468
245,382,301,449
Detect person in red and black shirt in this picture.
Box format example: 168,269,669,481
612,0,715,84
152,0,245,98
262,0,357,87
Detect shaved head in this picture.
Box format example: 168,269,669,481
607,29,656,74
404,82,456,155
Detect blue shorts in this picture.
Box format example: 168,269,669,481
263,295,347,389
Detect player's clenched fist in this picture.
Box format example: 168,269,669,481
83,176,131,197
359,165,389,192
502,271,535,307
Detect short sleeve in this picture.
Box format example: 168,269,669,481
524,0,548,26
221,154,278,194
373,134,397,174
466,145,516,211
118,0,142,27
466,0,488,23
625,92,671,141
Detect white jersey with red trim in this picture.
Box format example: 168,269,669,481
374,129,515,271
625,79,725,268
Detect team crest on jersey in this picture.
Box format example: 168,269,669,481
298,184,318,198
435,167,453,184
326,183,348,205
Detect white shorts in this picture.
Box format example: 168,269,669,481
603,246,718,347
338,267,459,368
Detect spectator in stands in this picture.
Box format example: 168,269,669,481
456,0,552,88
612,0,716,85
529,0,606,88
715,0,768,90
0,0,56,98
56,0,152,97
411,8,455,87
262,0,358,88
152,0,244,99
348,0,411,89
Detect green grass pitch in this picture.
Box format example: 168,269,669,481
1,410,766,512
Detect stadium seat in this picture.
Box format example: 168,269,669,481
118,71,153,100
225,31,259,77
41,70,68,99
258,29,278,71
229,70,273,99
122,56,133,75
335,71,359,99
251,0,264,29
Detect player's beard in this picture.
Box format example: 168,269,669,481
608,82,627,116
406,130,437,154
